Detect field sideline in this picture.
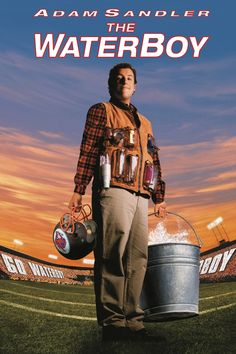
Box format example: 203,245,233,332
0,280,235,354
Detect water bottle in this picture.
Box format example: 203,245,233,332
100,153,111,189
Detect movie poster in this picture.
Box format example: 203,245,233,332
0,0,235,352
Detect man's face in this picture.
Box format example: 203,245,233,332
112,68,136,104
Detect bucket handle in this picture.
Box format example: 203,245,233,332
148,211,203,247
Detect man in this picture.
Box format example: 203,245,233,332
69,63,166,341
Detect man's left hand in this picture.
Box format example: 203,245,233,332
154,201,167,218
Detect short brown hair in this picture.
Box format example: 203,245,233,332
108,63,137,96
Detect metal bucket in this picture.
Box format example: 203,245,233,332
140,212,202,322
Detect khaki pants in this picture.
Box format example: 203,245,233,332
92,187,149,330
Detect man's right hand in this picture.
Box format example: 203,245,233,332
68,193,82,211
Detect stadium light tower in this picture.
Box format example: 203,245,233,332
48,254,58,260
207,216,229,244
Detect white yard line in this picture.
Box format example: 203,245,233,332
5,281,95,296
2,288,235,305
0,289,95,306
200,291,236,301
1,299,235,321
0,300,97,321
200,302,236,314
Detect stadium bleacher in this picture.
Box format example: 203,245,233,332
0,241,235,284
0,246,94,285
200,240,235,282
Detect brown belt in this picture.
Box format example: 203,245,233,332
110,186,150,199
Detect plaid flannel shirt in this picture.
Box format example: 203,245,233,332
74,99,165,203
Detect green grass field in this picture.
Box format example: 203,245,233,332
0,280,235,354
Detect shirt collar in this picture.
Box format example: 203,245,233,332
109,97,137,114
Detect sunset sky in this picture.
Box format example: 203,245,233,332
0,1,235,266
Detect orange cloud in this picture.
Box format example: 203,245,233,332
207,170,236,181
162,137,236,176
197,182,236,193
0,126,86,265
